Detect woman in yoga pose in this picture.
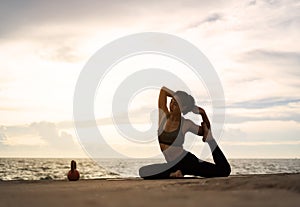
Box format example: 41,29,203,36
139,86,231,179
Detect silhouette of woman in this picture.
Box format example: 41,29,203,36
139,86,231,179
67,160,80,181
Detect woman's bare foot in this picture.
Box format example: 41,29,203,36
170,170,183,178
202,122,213,142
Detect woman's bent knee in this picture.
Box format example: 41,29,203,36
139,166,148,178
222,164,231,177
139,165,160,179
216,163,231,177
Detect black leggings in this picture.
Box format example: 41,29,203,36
139,140,231,179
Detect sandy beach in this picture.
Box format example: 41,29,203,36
0,173,299,207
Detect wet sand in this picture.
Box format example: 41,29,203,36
0,173,299,207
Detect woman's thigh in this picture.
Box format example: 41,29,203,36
188,159,230,177
178,152,225,177
139,163,174,179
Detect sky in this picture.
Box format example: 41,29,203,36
0,0,299,158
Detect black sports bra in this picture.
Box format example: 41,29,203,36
158,116,184,146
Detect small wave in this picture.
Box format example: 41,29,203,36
107,171,120,176
40,167,51,171
12,176,24,180
40,175,53,180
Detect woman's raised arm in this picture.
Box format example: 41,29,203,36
183,106,211,141
158,86,174,121
192,106,211,129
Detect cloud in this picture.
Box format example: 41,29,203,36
0,121,89,157
239,49,300,75
247,0,256,6
226,113,300,123
0,0,234,39
184,13,223,30
222,120,300,144
37,44,83,63
0,106,18,111
225,102,300,123
0,0,228,63
204,13,222,23
0,131,7,143
263,0,281,6
0,1,108,38
223,140,300,146
232,49,300,94
0,121,79,149
228,97,300,109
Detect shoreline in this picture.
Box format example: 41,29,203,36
0,173,299,207
0,172,299,182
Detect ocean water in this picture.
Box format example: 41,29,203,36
0,158,299,181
